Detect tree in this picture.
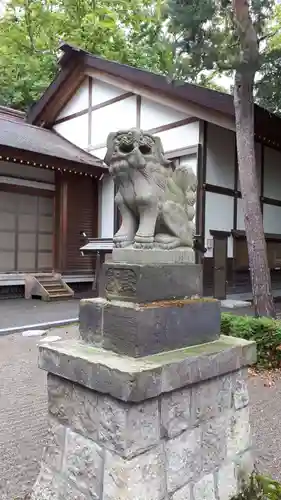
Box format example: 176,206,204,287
167,0,276,317
0,0,174,110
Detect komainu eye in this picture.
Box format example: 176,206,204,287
139,134,154,154
119,142,134,153
118,133,135,153
139,144,151,154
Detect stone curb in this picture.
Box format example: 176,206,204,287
0,318,78,336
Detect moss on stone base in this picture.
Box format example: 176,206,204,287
141,297,218,309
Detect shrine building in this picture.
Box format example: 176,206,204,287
1,42,281,299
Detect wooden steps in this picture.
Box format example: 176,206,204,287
24,273,74,301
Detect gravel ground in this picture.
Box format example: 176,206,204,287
0,324,78,500
0,324,280,499
249,371,281,480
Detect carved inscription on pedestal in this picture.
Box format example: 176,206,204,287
105,267,137,299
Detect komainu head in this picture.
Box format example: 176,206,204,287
104,128,171,177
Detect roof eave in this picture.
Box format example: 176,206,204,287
26,42,281,146
26,49,85,126
0,144,106,176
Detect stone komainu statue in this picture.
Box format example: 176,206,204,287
104,129,197,249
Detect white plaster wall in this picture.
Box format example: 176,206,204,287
90,96,137,147
0,162,54,183
57,78,89,119
264,146,281,200
263,204,281,234
99,175,115,238
54,114,89,150
204,191,234,257
87,69,235,131
92,79,126,106
156,122,199,153
237,142,261,193
140,97,187,130
206,124,235,189
91,147,107,161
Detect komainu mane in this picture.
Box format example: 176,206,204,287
104,128,197,250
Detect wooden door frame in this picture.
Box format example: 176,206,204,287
210,230,230,299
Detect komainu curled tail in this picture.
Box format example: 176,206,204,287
157,165,197,249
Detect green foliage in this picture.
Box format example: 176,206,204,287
167,0,274,76
230,471,281,499
0,0,174,110
255,4,281,115
221,313,281,368
167,0,281,113
255,48,281,116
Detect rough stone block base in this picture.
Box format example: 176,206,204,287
32,336,256,500
79,297,220,356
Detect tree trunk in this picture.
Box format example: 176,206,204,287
232,0,275,317
234,71,275,317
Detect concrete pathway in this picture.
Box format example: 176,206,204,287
0,324,281,499
0,295,279,336
0,298,80,332
221,302,281,318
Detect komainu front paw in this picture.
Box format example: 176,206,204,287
154,233,181,249
133,234,154,249
113,234,134,248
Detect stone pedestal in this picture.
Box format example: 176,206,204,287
31,247,256,500
79,297,221,357
32,336,256,500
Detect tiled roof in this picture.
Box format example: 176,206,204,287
0,116,103,168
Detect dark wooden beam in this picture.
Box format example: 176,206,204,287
233,138,238,230
210,229,231,238
60,177,68,272
43,64,86,127
88,118,199,153
0,183,54,198
204,183,239,197
262,196,281,207
88,77,93,147
165,145,198,159
53,173,69,273
53,92,134,126
35,196,40,271
232,229,281,242
26,57,84,125
260,143,264,216
148,117,197,135
196,120,207,264
136,95,141,128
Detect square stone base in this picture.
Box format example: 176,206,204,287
31,336,256,500
79,297,221,357
112,246,195,265
102,261,202,303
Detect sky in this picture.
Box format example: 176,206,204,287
0,0,6,15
